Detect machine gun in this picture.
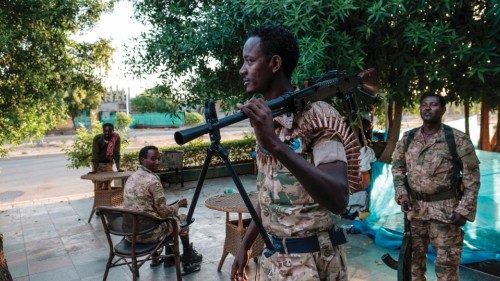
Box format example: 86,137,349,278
174,68,376,145
174,68,377,255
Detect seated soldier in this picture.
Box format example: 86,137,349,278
122,145,202,273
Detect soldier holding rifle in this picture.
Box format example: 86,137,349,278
392,93,480,280
231,25,360,281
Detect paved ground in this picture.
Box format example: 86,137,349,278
2,175,498,281
1,118,498,280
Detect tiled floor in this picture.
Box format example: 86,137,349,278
1,175,498,281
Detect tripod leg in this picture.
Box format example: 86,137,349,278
182,148,214,228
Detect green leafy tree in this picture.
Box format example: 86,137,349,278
130,85,179,113
64,40,114,128
0,0,114,157
129,0,499,159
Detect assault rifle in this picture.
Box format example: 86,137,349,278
382,202,412,281
174,68,377,255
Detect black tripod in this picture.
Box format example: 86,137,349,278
180,100,275,255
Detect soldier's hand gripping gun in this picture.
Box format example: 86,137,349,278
174,68,377,145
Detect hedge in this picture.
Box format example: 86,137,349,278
121,136,256,171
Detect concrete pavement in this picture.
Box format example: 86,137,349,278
1,175,497,281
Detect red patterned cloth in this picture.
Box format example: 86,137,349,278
106,132,118,162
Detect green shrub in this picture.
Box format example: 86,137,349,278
64,122,129,169
184,112,204,126
115,112,133,131
121,135,256,171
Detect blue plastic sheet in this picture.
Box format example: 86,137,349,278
354,150,500,264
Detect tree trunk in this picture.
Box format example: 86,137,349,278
0,235,13,281
479,96,492,151
71,117,77,130
493,106,500,152
464,102,470,136
386,101,394,140
379,101,404,163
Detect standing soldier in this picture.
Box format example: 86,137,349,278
231,25,360,281
392,93,480,281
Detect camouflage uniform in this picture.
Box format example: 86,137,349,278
257,101,359,281
123,165,181,243
392,126,480,281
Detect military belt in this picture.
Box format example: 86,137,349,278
408,188,457,202
269,227,347,254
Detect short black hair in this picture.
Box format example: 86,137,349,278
102,123,114,130
139,145,158,164
420,93,446,107
248,25,299,79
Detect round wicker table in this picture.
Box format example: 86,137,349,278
205,192,264,271
81,171,133,223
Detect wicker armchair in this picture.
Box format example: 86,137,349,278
97,206,182,281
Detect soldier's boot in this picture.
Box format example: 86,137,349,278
150,249,164,267
181,243,202,275
163,244,175,267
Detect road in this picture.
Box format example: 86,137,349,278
0,124,253,206
0,154,89,204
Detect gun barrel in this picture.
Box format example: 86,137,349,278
174,111,247,145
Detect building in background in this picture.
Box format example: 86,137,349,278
99,87,130,121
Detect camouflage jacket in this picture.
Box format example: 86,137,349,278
392,125,480,222
123,165,179,242
256,101,360,237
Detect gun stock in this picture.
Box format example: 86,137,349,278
174,68,376,145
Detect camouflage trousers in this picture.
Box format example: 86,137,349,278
133,214,187,244
258,232,347,281
411,219,463,281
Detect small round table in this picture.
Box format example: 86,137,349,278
81,171,133,223
205,192,265,271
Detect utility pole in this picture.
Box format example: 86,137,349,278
126,87,130,115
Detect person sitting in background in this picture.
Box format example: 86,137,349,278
90,123,122,190
122,145,202,273
344,145,376,221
